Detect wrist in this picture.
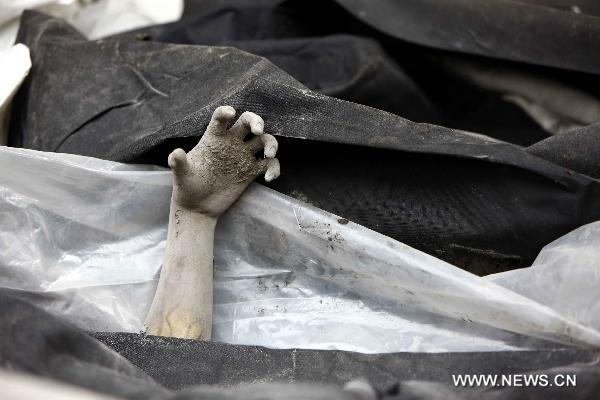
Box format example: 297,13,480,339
170,201,219,225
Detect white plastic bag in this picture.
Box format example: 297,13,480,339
1,146,599,353
0,44,31,145
0,0,184,52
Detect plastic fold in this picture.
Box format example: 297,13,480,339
1,146,600,353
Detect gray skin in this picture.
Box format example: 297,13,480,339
144,106,280,340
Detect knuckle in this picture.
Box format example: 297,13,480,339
214,105,235,120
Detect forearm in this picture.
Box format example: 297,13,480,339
144,200,217,340
143,106,279,341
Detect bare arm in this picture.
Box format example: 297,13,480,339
144,106,280,340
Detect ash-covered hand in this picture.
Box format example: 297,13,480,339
144,106,280,340
168,106,280,217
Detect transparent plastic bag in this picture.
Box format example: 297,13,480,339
1,146,599,353
487,222,600,333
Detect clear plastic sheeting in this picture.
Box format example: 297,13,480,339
0,0,183,51
1,146,600,353
487,223,600,333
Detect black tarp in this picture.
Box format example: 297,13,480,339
10,11,600,274
2,288,600,400
129,0,600,149
333,0,600,75
4,4,600,399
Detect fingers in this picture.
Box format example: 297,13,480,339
202,106,281,182
261,134,278,158
205,105,236,136
245,133,278,158
168,148,189,175
229,111,264,139
256,158,280,182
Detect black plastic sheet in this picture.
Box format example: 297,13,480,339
334,0,600,75
130,0,600,149
5,4,600,400
10,11,600,274
1,288,599,400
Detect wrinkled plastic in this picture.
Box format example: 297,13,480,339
1,146,600,353
0,0,183,51
487,224,600,333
